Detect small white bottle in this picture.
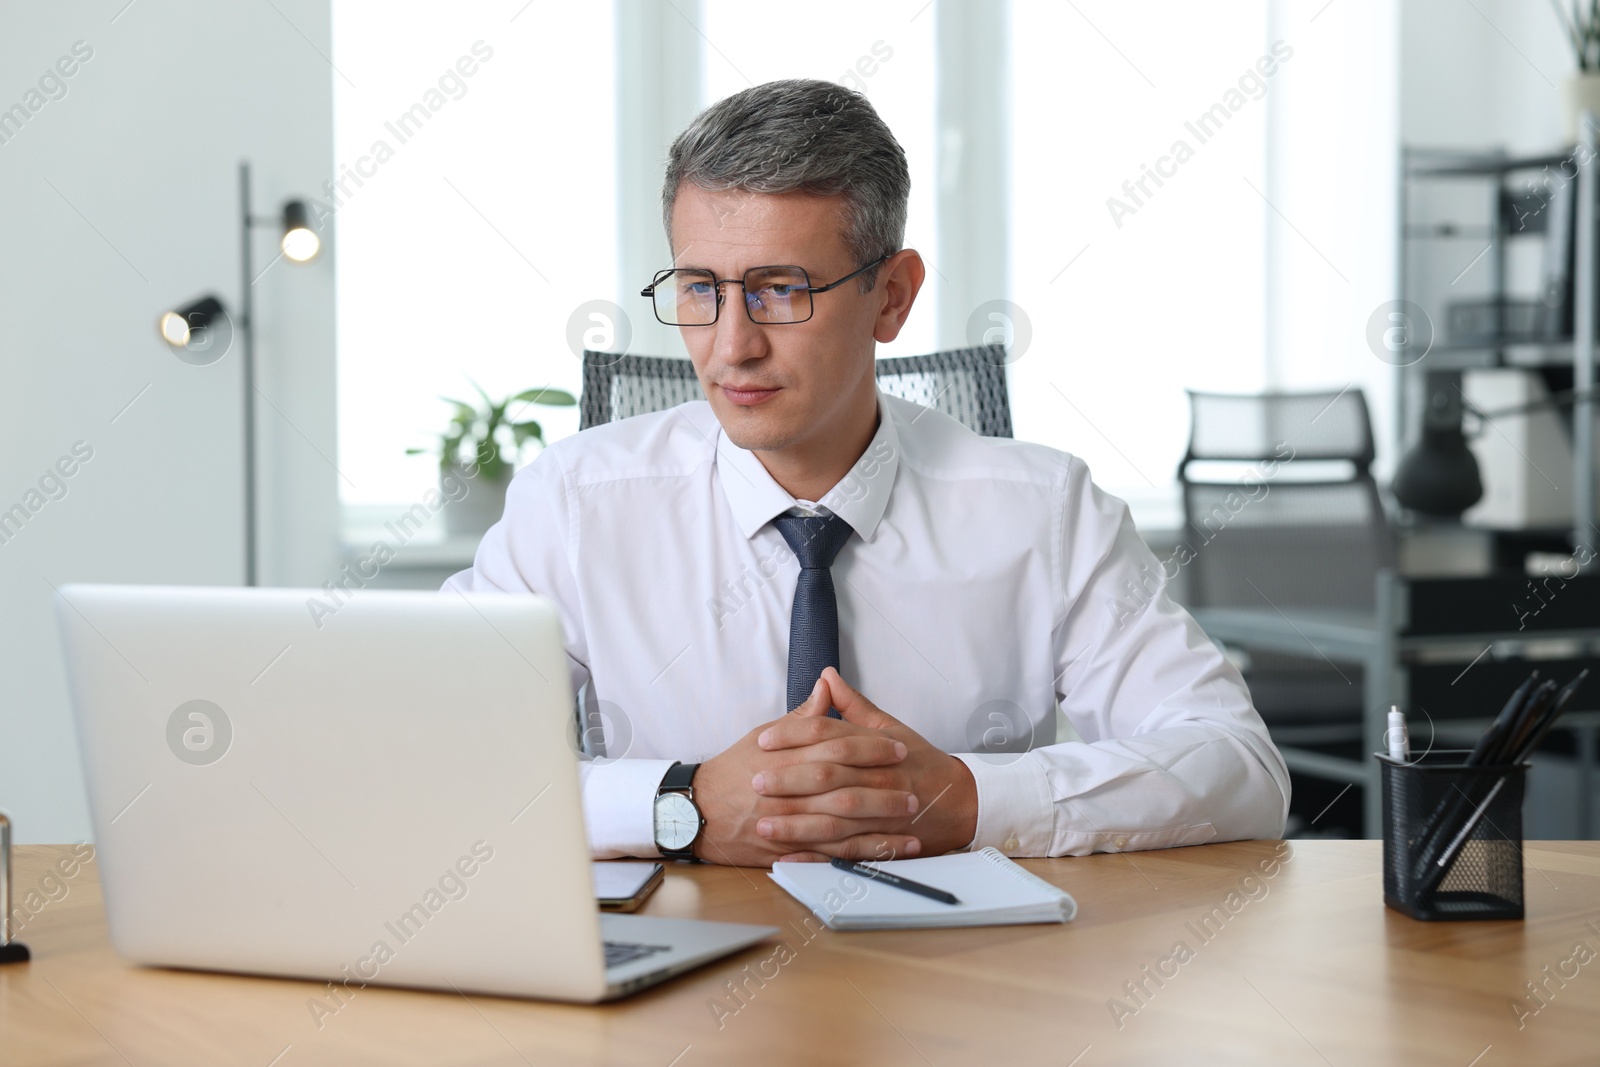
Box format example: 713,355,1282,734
1386,705,1410,761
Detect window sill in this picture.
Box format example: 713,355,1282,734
341,504,481,571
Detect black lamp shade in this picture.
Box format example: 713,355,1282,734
158,295,225,348
1392,423,1484,517
280,200,320,262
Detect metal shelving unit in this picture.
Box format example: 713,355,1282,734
1398,130,1598,566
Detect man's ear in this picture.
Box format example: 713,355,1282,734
871,249,925,344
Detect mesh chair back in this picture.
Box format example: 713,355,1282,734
580,345,1013,438
1178,390,1393,612
1182,390,1375,468
578,353,702,428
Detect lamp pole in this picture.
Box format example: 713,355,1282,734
239,160,259,587
161,164,318,587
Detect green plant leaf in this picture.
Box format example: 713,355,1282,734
511,387,577,407
412,381,575,464
476,452,508,482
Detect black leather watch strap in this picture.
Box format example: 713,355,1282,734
660,760,700,795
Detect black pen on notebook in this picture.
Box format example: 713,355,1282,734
830,857,961,905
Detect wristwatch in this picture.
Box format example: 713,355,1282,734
653,761,704,861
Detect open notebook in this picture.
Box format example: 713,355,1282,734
770,848,1077,930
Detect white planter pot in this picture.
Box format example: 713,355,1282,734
1564,73,1600,142
442,464,513,538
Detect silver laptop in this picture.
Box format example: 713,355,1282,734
55,584,776,1003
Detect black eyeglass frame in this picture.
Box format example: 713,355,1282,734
640,253,895,326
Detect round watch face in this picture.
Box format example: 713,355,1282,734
654,792,700,851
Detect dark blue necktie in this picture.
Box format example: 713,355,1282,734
772,512,855,718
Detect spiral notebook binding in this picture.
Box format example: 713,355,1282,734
976,847,1077,920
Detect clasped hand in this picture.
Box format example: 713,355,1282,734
691,667,977,867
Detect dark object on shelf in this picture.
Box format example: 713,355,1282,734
1380,750,1525,921
1391,425,1483,516
1537,166,1576,337
1503,188,1559,235
1392,371,1600,518
1392,383,1483,517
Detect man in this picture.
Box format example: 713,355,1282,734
445,78,1288,867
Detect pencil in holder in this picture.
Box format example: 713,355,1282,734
1378,749,1526,921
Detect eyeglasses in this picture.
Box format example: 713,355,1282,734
640,254,893,326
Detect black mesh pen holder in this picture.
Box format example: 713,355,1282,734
1379,749,1526,921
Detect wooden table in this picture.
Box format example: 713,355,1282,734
3,841,1598,1066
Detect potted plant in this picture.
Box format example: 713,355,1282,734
407,381,577,536
1553,1,1600,139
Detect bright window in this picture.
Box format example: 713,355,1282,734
331,1,1295,528
331,2,615,507
1008,0,1272,527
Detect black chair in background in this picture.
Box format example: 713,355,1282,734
1178,389,1397,835
1178,389,1395,617
579,345,1014,438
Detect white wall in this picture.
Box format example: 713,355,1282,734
1401,0,1569,153
0,1,337,843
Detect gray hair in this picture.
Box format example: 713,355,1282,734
661,78,909,293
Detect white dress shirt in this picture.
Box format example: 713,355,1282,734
444,390,1289,859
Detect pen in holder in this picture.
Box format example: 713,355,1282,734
1379,749,1526,922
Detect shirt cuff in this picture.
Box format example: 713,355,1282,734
581,758,678,859
952,753,1055,857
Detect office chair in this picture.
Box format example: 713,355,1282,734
1177,389,1396,731
579,345,1014,438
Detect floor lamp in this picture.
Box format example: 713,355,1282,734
158,161,321,586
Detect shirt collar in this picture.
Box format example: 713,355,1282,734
715,389,900,543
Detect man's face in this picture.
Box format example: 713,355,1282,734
668,184,883,455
